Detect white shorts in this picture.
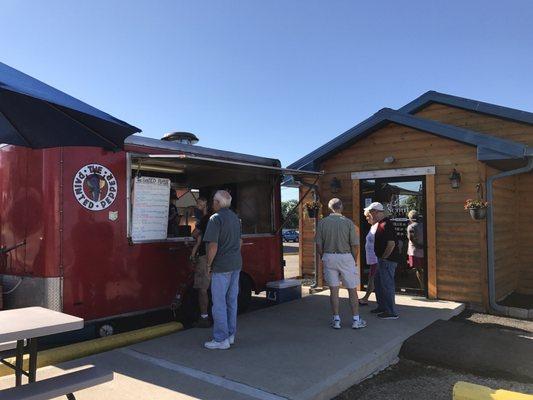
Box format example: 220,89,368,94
322,253,359,289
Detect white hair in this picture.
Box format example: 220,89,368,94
214,190,232,208
328,198,343,212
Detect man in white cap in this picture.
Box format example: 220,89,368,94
315,198,366,329
363,202,400,319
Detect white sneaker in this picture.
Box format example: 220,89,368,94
331,319,341,329
228,335,235,345
204,339,230,350
352,319,367,329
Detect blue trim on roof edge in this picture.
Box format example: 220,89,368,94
400,90,533,126
287,106,527,171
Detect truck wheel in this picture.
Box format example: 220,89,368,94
238,274,253,313
97,323,115,338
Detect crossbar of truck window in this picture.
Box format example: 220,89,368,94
143,154,323,176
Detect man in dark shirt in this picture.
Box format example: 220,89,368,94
202,190,242,350
168,189,179,236
190,197,210,327
363,202,400,319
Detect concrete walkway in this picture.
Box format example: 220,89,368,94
0,292,463,400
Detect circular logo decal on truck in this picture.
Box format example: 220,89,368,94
73,164,118,211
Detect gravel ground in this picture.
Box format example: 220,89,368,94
335,311,533,400
454,310,533,332
334,359,533,400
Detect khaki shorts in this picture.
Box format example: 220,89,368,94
322,253,359,289
193,255,211,290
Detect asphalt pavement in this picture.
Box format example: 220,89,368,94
284,242,299,279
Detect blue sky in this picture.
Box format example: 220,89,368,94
2,1,533,200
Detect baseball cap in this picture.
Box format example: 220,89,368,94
363,202,384,212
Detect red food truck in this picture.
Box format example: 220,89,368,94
0,133,293,337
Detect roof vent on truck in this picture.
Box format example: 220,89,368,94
161,131,199,145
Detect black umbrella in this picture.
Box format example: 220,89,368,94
0,62,140,149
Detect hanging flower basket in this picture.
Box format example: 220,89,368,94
304,201,322,219
464,199,488,221
468,207,487,220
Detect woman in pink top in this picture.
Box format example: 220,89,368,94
359,209,379,305
407,210,425,290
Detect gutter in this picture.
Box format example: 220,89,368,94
486,156,533,316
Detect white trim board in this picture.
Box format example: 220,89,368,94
351,166,435,180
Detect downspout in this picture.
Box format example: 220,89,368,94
486,156,533,314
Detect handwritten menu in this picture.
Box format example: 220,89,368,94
132,177,170,241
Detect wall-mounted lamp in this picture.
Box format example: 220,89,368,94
384,156,395,164
330,177,342,194
449,168,461,189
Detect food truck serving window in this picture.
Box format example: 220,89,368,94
127,153,279,242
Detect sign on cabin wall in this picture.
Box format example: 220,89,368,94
131,177,170,241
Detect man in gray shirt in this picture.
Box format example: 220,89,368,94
315,198,366,330
203,190,242,350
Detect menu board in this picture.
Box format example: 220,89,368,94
131,177,170,241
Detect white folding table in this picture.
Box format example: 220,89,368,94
0,307,83,387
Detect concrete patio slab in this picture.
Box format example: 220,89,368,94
0,350,254,400
0,292,463,400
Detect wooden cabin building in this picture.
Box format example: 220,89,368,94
288,91,533,315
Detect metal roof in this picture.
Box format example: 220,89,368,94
287,106,528,172
126,135,281,167
400,90,533,125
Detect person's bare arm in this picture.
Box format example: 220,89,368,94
382,241,395,259
407,225,416,243
207,242,218,272
190,233,201,257
316,242,323,257
352,244,359,261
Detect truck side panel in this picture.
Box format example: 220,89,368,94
0,146,61,277
61,148,193,320
2,145,283,321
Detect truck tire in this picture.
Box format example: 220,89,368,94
238,273,253,313
97,323,115,338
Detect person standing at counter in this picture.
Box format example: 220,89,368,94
190,196,211,328
168,189,179,236
203,190,242,350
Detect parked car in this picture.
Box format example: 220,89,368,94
282,230,299,242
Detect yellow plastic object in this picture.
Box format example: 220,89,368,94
0,321,183,377
454,381,533,400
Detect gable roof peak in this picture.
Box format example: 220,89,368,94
287,102,527,171
400,91,533,126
